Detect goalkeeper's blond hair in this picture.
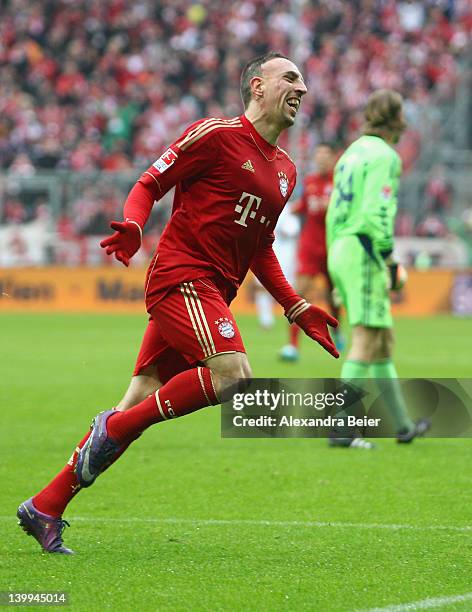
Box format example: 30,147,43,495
363,89,406,137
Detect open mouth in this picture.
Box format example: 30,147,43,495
286,98,300,115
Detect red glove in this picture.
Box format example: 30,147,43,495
286,299,339,358
100,220,142,267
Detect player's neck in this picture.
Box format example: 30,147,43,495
363,130,396,146
244,110,281,146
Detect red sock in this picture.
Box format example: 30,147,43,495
107,366,219,443
33,431,90,518
290,324,300,348
32,368,218,517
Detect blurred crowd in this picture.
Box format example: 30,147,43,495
0,0,471,263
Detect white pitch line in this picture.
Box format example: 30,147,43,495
9,512,471,610
364,591,472,611
4,515,472,532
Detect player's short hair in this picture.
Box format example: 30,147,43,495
240,51,289,108
363,89,406,135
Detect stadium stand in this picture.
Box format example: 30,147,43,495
0,0,471,264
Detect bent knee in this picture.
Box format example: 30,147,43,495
350,326,382,363
205,352,251,379
239,360,252,380
218,361,252,386
207,353,252,400
377,328,394,359
212,374,251,402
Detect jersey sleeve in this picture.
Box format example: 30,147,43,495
359,153,401,256
251,240,301,312
123,119,218,228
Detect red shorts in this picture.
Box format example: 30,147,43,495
297,249,329,278
134,278,245,383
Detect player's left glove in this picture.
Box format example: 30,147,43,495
99,220,142,267
387,263,408,291
286,299,340,358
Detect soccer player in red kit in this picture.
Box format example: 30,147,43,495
17,52,339,554
280,143,345,361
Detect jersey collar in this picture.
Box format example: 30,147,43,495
240,114,278,161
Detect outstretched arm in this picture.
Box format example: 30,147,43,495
100,119,217,266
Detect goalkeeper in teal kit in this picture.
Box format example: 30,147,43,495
326,89,430,445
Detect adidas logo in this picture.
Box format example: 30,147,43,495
241,159,255,172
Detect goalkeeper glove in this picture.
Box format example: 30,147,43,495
387,263,408,291
286,299,339,358
100,220,142,267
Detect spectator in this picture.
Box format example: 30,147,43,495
0,0,468,172
424,164,452,216
416,213,448,238
1,0,470,266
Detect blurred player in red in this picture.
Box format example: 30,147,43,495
280,142,345,361
17,52,339,554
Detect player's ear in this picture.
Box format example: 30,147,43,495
250,75,264,100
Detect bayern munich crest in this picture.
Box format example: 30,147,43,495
278,171,289,197
215,317,235,338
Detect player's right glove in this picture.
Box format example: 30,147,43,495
286,299,340,358
387,263,408,291
100,220,142,267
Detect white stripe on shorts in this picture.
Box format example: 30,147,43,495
188,282,216,354
180,283,215,358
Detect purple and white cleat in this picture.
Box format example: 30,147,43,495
17,498,73,554
75,410,121,488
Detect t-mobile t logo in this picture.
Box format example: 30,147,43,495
234,192,269,227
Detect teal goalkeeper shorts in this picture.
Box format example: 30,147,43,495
328,235,393,328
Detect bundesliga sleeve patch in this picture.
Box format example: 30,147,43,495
152,147,178,174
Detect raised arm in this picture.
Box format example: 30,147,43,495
100,119,217,266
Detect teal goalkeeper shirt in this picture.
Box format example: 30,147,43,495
326,135,402,259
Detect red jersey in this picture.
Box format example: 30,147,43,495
295,171,333,260
127,115,297,302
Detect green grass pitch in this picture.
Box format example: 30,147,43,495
1,313,471,611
